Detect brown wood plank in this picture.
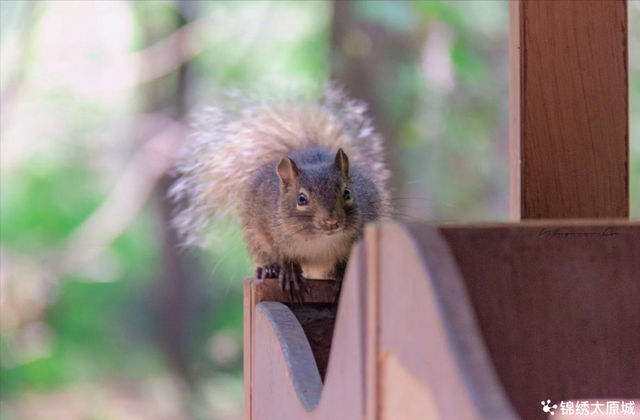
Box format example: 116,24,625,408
247,278,335,305
510,0,629,219
288,304,337,381
438,221,640,420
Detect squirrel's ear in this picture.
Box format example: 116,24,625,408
335,148,350,177
276,157,299,186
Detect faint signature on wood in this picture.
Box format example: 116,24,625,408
538,228,620,238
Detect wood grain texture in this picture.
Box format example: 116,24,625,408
438,220,640,420
510,0,629,219
246,278,336,305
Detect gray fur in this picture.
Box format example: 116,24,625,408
170,85,391,254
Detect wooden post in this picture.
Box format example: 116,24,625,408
509,0,629,219
243,279,336,420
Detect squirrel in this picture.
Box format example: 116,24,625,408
170,86,391,302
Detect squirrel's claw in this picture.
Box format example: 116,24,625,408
256,263,280,281
266,263,280,279
279,265,308,304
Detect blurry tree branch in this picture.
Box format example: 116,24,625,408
331,0,418,196
107,3,273,90
101,11,255,90
121,7,272,88
58,119,186,275
132,16,213,86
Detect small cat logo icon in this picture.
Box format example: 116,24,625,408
542,400,558,415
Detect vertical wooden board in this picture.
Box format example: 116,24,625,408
439,221,640,420
511,0,628,219
316,242,367,420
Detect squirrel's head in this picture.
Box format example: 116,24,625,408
276,148,357,237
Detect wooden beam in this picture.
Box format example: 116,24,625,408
510,0,629,219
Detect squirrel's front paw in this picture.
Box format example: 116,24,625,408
279,264,309,304
256,263,280,281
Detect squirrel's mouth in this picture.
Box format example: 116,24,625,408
320,227,342,236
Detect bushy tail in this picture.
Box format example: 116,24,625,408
169,85,390,247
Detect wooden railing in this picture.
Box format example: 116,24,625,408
244,221,640,420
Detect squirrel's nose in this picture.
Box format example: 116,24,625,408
323,218,339,229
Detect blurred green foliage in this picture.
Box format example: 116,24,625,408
0,1,638,419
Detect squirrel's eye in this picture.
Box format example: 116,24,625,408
297,193,308,206
343,188,352,201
